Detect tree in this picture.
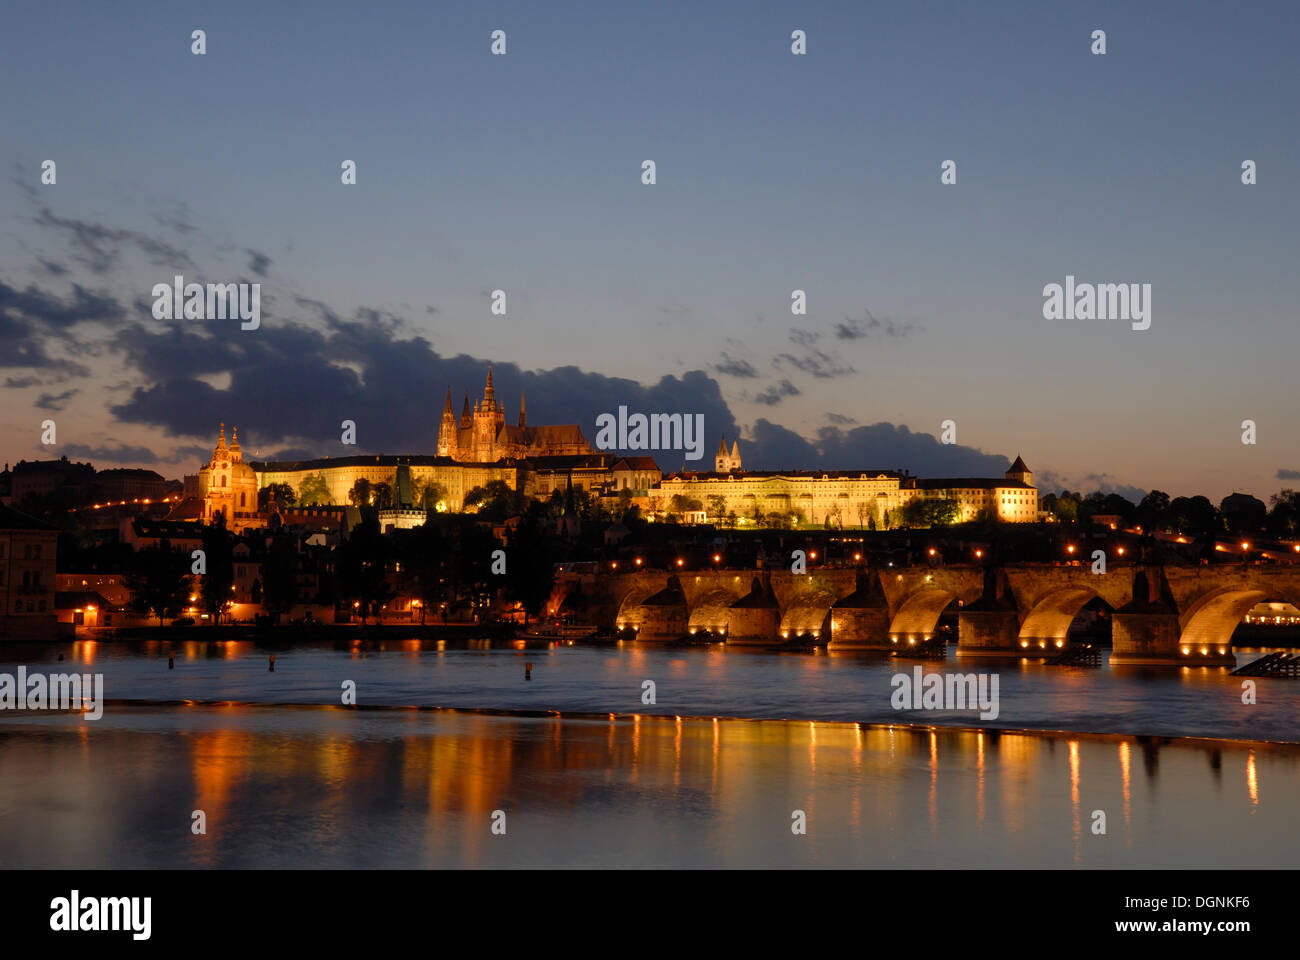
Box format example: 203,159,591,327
262,533,300,619
1220,493,1267,535
707,495,727,522
419,480,447,511
669,494,702,516
1266,490,1300,537
297,474,332,505
464,480,522,520
126,544,190,625
348,478,374,507
1138,490,1172,531
902,498,959,528
335,514,393,622
504,519,556,625
258,482,297,511
1171,495,1217,536
199,517,235,625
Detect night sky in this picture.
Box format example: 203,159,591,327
2,0,1297,500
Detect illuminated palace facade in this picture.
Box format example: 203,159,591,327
190,369,1037,527
654,444,1038,526
236,367,593,513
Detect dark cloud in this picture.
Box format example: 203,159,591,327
61,442,160,464
1277,469,1300,480
36,258,68,277
107,306,744,464
788,328,821,349
4,376,42,389
836,309,918,341
35,388,78,412
245,249,271,277
714,352,758,378
826,412,856,425
754,379,800,406
154,204,197,236
0,279,126,329
744,419,1014,476
32,207,194,275
774,351,856,379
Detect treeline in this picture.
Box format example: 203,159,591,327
1042,489,1300,538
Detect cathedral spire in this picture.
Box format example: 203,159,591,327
484,363,496,406
443,387,453,416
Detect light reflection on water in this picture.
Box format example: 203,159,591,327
1,638,1297,741
0,705,1295,868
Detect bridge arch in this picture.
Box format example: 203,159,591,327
614,580,667,629
1178,586,1278,653
779,589,838,639
889,587,958,642
688,588,744,634
1017,586,1107,652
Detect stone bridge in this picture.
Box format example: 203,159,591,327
555,564,1300,665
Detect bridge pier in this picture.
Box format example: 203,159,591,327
1111,569,1235,666
724,576,782,645
957,609,1025,656
956,567,1029,657
828,570,893,650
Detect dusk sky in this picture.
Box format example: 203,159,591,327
2,0,1297,501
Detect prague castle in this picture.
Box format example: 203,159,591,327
656,443,1038,527
435,365,588,461
181,368,1038,529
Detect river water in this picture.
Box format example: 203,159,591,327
0,638,1296,867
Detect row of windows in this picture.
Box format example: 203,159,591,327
13,599,46,613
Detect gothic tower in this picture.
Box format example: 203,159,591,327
437,388,457,458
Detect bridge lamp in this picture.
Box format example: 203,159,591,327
676,558,685,567
1020,640,1029,648
1181,647,1190,655
713,554,721,563
1055,640,1064,648
809,551,817,560
853,553,862,561
1066,545,1076,555
611,562,617,569
1038,640,1046,648
634,558,642,566
1117,547,1125,556
928,548,936,556
1293,545,1300,553
1241,542,1250,551
975,549,983,559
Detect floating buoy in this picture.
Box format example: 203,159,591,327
168,653,174,670
524,662,533,681
269,653,276,672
